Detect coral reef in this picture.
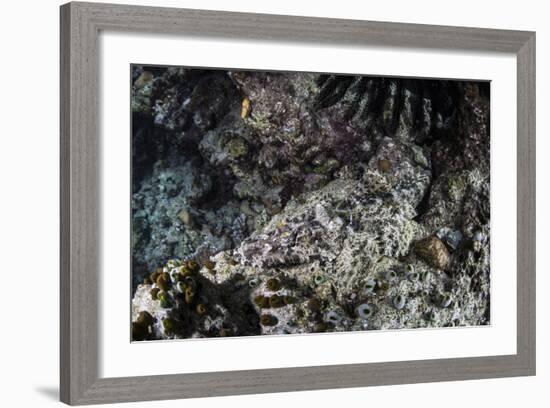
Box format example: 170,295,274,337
131,66,490,340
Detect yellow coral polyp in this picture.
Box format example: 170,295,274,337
149,287,160,300
185,287,196,304
241,97,251,118
196,304,207,315
137,311,154,326
186,259,199,272
156,272,171,291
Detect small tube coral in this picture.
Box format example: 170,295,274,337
156,272,171,291
269,295,285,308
137,311,154,326
356,303,374,319
157,291,170,308
185,287,196,304
254,295,270,309
260,314,278,326
326,311,342,325
364,279,376,293
149,287,160,300
266,278,281,291
186,259,199,272
196,304,208,315
313,274,325,285
283,295,296,305
307,297,322,312
393,294,406,310
439,293,453,308
162,317,178,335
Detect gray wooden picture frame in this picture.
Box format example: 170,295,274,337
60,1,536,405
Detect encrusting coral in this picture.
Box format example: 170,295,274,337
131,66,490,340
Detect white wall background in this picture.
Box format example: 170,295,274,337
0,0,545,407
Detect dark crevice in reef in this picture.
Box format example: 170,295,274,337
413,179,433,222
130,66,491,340
388,82,404,136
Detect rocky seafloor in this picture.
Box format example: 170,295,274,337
130,65,490,341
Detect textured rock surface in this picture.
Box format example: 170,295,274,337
130,66,490,340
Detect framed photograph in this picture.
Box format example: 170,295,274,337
60,1,535,405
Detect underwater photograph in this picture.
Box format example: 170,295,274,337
130,65,490,341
